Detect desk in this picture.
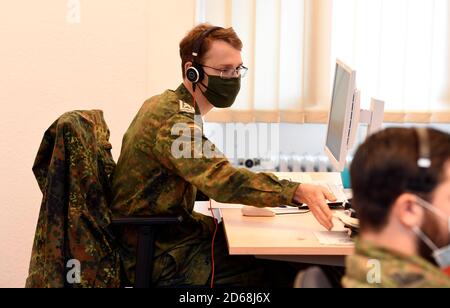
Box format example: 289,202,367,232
220,208,354,267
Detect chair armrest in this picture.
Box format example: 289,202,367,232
111,216,183,226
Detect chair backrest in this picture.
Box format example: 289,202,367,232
294,266,333,288
27,110,121,288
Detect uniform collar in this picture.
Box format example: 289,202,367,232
354,238,446,276
175,83,201,116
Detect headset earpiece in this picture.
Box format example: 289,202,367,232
187,26,223,86
186,63,204,84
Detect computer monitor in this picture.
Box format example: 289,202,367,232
325,59,385,172
325,60,357,172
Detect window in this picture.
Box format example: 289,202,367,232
332,0,450,115
199,0,450,123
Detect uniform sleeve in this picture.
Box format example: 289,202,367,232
152,113,300,207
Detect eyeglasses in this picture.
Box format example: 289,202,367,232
201,64,248,79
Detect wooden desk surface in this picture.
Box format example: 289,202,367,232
221,208,355,257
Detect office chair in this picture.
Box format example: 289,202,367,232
293,266,333,288
27,110,182,288
111,216,182,288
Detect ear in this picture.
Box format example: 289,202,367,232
392,193,424,229
184,61,193,73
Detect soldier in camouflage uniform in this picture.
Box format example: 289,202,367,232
343,240,450,288
343,128,450,288
111,24,337,286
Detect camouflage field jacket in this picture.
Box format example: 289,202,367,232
343,239,450,288
26,110,121,288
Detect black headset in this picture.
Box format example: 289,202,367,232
186,27,223,87
408,127,434,192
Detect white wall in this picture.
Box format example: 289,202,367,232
0,0,196,288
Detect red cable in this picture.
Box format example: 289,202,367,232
209,199,218,289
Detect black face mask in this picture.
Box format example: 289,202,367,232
199,73,241,108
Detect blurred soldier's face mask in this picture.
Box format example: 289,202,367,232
199,73,241,109
412,196,450,276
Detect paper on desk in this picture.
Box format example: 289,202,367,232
314,231,353,246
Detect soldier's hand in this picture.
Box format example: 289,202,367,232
294,184,336,230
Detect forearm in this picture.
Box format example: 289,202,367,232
173,158,300,207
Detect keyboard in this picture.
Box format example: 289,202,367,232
241,205,309,217
324,183,348,203
333,211,359,229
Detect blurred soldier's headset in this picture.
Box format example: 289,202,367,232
408,127,434,193
186,26,223,90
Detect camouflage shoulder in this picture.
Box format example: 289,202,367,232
155,90,196,118
167,97,200,124
141,90,179,124
165,111,202,132
178,99,196,115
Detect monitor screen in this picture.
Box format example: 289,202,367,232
326,63,353,166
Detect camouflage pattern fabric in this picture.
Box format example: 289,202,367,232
343,239,450,288
111,83,300,286
26,110,121,288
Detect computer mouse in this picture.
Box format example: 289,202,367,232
241,206,276,217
